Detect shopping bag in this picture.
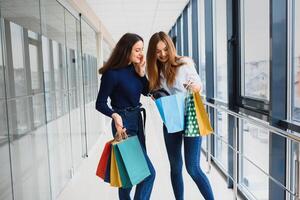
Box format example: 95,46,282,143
115,136,151,185
193,92,213,136
104,151,111,183
110,145,122,187
155,93,186,133
96,140,113,179
184,93,200,137
113,144,132,188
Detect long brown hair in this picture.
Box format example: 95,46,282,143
146,31,184,91
98,33,143,74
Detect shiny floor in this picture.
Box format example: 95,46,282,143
57,97,240,200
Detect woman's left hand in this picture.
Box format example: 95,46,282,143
184,81,201,93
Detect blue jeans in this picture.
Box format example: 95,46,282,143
111,107,156,200
163,126,214,200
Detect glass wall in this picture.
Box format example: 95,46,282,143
65,10,85,170
0,0,100,199
241,0,270,101
40,2,72,197
3,16,51,200
80,18,99,151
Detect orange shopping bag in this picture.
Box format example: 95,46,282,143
96,140,113,179
193,92,214,136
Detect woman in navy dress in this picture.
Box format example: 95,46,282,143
96,33,155,200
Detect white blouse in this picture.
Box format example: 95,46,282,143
160,57,202,95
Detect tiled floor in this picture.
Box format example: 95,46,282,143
57,97,240,200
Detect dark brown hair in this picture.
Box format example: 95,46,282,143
98,33,143,74
146,31,184,91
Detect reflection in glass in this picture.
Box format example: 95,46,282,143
52,41,62,90
0,99,13,200
214,0,228,102
28,30,38,40
292,0,300,121
0,23,4,99
215,111,228,171
242,0,270,100
289,141,299,198
45,92,56,122
10,127,51,200
7,97,30,135
32,94,45,127
29,44,40,91
10,22,27,97
40,0,65,44
42,36,52,92
240,120,269,199
0,0,41,33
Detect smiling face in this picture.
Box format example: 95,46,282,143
129,40,144,64
156,41,169,63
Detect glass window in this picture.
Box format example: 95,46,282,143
215,111,228,171
241,0,270,101
10,22,27,97
292,0,300,121
29,44,40,91
198,0,206,95
240,120,269,199
213,0,228,102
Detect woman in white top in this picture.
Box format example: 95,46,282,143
146,32,214,200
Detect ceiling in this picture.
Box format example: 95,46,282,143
85,0,189,43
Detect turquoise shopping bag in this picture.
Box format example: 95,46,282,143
112,144,132,188
115,136,151,186
155,93,186,133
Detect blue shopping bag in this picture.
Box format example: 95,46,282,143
114,136,151,186
155,93,186,133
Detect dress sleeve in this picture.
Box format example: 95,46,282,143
141,76,150,96
183,57,203,90
95,70,116,117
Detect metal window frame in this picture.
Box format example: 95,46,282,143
183,6,189,56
